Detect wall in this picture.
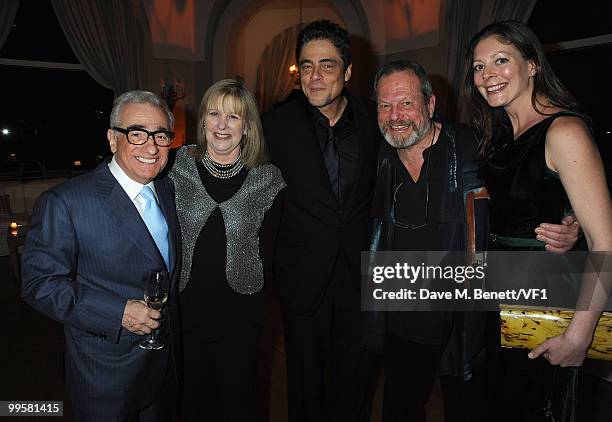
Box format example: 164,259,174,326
232,6,344,92
361,0,441,55
366,0,452,114
142,0,454,118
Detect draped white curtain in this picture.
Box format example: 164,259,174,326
256,25,301,113
51,0,152,96
0,0,20,50
444,0,537,120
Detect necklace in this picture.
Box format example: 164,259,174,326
201,151,244,179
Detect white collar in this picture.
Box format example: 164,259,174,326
108,157,157,201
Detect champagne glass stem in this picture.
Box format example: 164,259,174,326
149,326,158,343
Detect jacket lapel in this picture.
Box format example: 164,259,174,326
155,178,178,274
340,93,365,216
94,163,165,269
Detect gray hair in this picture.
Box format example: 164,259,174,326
373,59,434,104
109,90,174,130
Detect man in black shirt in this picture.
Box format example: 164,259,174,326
263,20,380,422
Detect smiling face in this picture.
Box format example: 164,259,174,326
472,35,536,111
203,95,244,164
108,102,170,184
299,39,352,112
376,71,434,149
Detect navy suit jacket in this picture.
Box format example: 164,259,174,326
21,161,180,417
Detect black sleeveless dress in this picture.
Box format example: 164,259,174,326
480,112,589,422
483,112,579,249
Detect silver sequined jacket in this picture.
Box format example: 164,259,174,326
169,146,286,293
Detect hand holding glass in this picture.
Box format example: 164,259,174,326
139,270,169,350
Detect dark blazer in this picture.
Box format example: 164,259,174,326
21,161,180,417
263,93,382,316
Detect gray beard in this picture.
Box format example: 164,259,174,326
381,119,432,149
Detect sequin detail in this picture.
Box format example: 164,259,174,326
169,146,286,293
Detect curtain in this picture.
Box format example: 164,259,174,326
51,0,151,95
256,25,301,113
0,0,20,50
443,0,537,121
478,1,537,29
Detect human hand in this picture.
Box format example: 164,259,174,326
121,299,161,335
535,215,580,254
527,330,591,367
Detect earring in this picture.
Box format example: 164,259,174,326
244,129,248,136
203,123,206,128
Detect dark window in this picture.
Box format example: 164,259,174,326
1,0,78,63
0,65,112,170
528,2,612,181
528,2,612,44
545,44,611,132
0,0,113,174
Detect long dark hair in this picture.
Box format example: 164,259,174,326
462,20,578,160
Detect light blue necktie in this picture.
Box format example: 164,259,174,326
139,186,171,271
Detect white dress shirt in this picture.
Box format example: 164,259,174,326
108,157,159,220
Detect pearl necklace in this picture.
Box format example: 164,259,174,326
201,151,244,179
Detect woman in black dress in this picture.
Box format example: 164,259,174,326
463,21,612,421
169,79,285,421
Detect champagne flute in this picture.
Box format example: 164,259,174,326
139,270,169,350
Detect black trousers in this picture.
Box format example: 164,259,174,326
180,325,262,422
382,330,443,422
282,254,374,422
383,329,488,422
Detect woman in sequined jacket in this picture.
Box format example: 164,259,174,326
169,79,285,421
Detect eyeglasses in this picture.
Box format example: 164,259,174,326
391,178,429,229
391,124,436,229
113,127,174,147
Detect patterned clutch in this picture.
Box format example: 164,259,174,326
500,304,612,361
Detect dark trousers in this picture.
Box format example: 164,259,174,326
180,325,262,422
383,329,488,422
440,368,487,422
72,354,177,422
282,255,374,422
382,330,443,422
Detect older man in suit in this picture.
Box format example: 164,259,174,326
21,91,180,421
263,20,381,422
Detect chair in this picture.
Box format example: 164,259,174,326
0,194,22,280
7,230,25,281
0,194,11,219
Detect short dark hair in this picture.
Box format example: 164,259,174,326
373,59,434,104
296,20,351,71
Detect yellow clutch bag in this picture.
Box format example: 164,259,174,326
500,304,612,361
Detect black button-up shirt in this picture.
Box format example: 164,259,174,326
307,97,359,212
